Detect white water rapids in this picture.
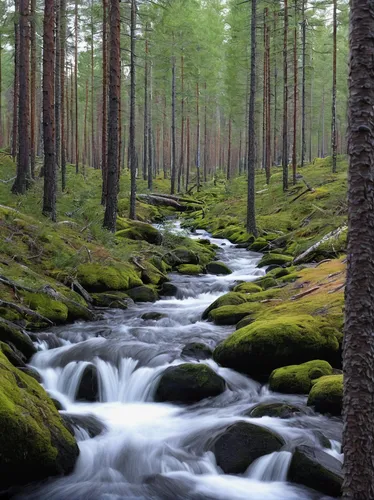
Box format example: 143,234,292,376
18,223,342,499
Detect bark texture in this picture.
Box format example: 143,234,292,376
129,0,137,220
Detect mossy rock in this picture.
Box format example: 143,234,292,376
181,342,212,360
248,402,305,419
266,267,292,279
235,315,254,330
205,261,232,275
208,302,260,326
249,237,268,252
0,341,26,368
76,263,142,293
212,421,284,474
155,363,226,403
288,445,342,497
163,247,200,267
140,261,168,285
202,292,248,320
176,264,204,275
233,282,262,294
269,360,333,394
22,292,69,324
0,352,79,489
0,318,36,361
213,315,341,380
115,219,162,245
91,292,133,309
127,285,158,303
141,312,167,321
258,253,293,268
307,374,343,416
254,276,278,289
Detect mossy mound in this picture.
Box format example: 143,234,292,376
213,315,341,380
208,302,260,325
115,218,162,245
248,402,305,419
91,292,133,309
212,421,284,474
0,318,36,360
269,360,333,394
202,292,248,320
233,282,262,294
76,263,142,292
258,253,293,268
253,276,278,289
307,374,343,416
22,292,69,324
249,238,269,252
205,261,232,275
155,363,226,403
176,264,204,275
235,315,254,330
139,261,168,285
0,352,79,490
163,247,200,267
127,285,158,303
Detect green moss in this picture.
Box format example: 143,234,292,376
266,267,293,279
126,285,158,302
140,260,168,285
249,238,269,252
177,264,204,275
205,261,232,275
22,292,68,324
91,292,131,309
235,315,254,330
209,302,261,325
0,352,79,488
307,374,343,415
254,276,278,289
115,218,162,245
213,315,341,379
233,283,262,294
258,253,293,268
269,360,333,394
0,318,36,360
202,292,249,320
76,263,142,292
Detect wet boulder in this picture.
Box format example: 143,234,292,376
176,264,204,275
92,292,133,309
288,445,342,497
181,342,212,360
0,317,36,361
258,253,293,268
62,413,107,438
307,374,343,416
141,312,167,321
155,363,226,404
247,402,306,419
160,282,178,297
233,282,262,294
0,352,79,490
213,315,341,380
202,292,248,320
0,341,26,368
18,367,42,383
269,360,333,394
77,364,99,402
212,421,284,474
205,261,232,275
127,285,158,303
208,302,258,326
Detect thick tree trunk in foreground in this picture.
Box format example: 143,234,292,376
101,0,108,202
55,0,61,171
246,0,257,235
103,0,120,232
12,0,30,195
30,0,36,178
60,0,67,190
343,1,374,498
12,0,20,161
129,0,137,220
42,0,56,221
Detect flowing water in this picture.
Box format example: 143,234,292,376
18,223,342,500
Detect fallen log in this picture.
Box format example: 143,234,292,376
149,193,203,205
0,299,54,326
293,226,347,264
137,194,186,210
291,286,320,301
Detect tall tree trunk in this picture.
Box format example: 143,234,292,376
83,79,88,172
101,0,108,202
238,131,242,175
262,8,267,172
55,0,61,171
301,0,306,168
129,0,137,220
343,1,374,497
186,115,190,190
170,55,176,194
12,0,30,194
266,12,271,182
196,81,200,191
226,118,231,180
273,10,278,165
163,93,168,180
246,0,257,235
12,0,20,161
60,0,66,189
147,56,153,190
90,0,96,169
331,0,337,173
177,54,185,192
42,0,56,221
30,0,36,178
143,31,148,181
103,0,120,231
70,62,74,161
0,34,2,147
282,0,289,191
74,0,79,175
292,0,298,185
204,81,208,182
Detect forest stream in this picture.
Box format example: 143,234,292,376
17,222,342,500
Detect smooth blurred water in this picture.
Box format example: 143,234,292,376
18,223,341,500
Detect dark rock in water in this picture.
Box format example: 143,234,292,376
155,363,226,404
212,421,284,474
160,282,178,297
248,402,306,419
33,332,65,349
62,413,107,438
205,261,232,275
127,285,158,303
0,341,26,368
19,367,42,383
288,445,343,497
313,430,332,449
77,364,99,402
235,243,250,249
141,312,167,321
181,342,212,360
92,292,133,309
51,397,64,411
0,317,36,360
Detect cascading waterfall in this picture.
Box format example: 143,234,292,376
17,223,342,500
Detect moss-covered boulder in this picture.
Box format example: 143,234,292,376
269,360,333,394
141,312,167,321
212,421,284,474
140,261,168,285
155,364,226,403
288,445,342,497
127,285,158,303
0,318,36,360
235,315,254,330
0,352,79,490
258,253,293,268
163,247,200,267
22,292,69,324
91,291,133,309
233,282,262,294
213,315,341,380
249,237,268,252
0,341,26,368
253,276,278,289
205,261,232,275
307,374,343,416
208,302,259,326
248,402,305,419
176,264,204,275
181,342,212,360
76,263,142,292
115,219,162,245
202,292,248,320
